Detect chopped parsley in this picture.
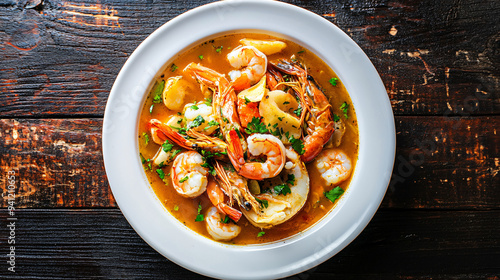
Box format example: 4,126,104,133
257,231,265,237
162,140,174,153
324,186,344,203
286,174,296,185
156,169,165,180
173,205,179,211
204,97,212,106
170,149,181,159
214,45,223,53
140,153,146,164
297,50,305,54
333,113,340,122
142,132,149,145
195,204,204,222
204,120,220,130
149,104,154,114
188,115,205,129
245,117,269,134
152,80,165,104
329,77,339,86
293,107,302,117
256,198,269,209
340,102,349,119
274,184,291,196
288,135,305,155
179,176,189,183
283,101,290,105
171,64,178,72
244,96,251,104
198,55,204,60
190,104,199,110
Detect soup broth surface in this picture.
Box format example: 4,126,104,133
138,33,358,245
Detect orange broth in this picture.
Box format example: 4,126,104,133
138,33,358,245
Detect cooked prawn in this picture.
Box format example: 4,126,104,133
227,45,267,91
214,161,260,213
314,148,352,186
205,206,241,241
148,119,227,155
170,151,209,198
206,178,242,222
183,63,242,135
227,131,286,180
270,59,335,162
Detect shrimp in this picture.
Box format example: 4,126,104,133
314,148,352,186
242,147,310,228
205,206,241,241
227,45,267,91
183,63,242,135
148,119,227,155
227,131,286,180
214,161,261,213
170,151,209,198
206,178,242,222
270,59,335,162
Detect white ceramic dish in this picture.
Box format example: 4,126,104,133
102,0,395,279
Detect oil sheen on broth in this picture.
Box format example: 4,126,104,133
138,33,358,245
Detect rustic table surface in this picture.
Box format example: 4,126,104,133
1,0,499,279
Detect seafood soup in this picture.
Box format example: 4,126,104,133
138,33,358,245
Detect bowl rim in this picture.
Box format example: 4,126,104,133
102,1,395,279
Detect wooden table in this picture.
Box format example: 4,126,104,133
1,0,498,278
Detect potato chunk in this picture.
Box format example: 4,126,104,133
162,76,194,111
239,38,287,55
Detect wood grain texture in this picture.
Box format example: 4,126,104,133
0,118,115,208
0,209,498,279
0,116,497,209
0,0,498,117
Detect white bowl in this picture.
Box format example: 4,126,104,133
102,0,395,279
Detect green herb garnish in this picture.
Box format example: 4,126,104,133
170,149,181,159
162,140,174,153
256,198,269,208
152,80,165,104
198,55,204,60
324,186,344,203
274,184,291,196
142,132,149,145
293,107,302,117
171,64,178,72
257,231,265,237
245,117,269,134
188,115,205,129
329,77,339,86
288,136,305,155
333,113,340,122
149,104,154,114
179,176,189,183
340,102,349,119
173,205,179,211
156,169,165,180
195,204,204,222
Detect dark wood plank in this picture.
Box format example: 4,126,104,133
0,118,115,208
0,209,497,279
0,116,498,209
0,0,498,117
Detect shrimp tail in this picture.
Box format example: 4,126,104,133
218,203,242,222
226,129,245,171
148,119,191,150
